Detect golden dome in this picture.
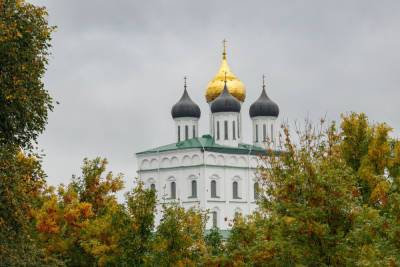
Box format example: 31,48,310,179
205,41,246,103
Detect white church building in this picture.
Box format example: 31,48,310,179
136,44,280,230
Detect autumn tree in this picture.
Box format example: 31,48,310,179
339,113,400,265
0,1,55,265
0,149,61,266
35,158,124,266
220,114,400,266
0,0,54,149
150,203,208,267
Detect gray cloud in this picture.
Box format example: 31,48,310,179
31,0,400,195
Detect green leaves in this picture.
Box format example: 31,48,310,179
0,0,55,150
218,113,400,266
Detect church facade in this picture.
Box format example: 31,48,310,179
136,44,280,230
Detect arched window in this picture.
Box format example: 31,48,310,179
233,181,239,199
150,183,156,191
171,181,176,199
255,124,259,142
178,126,181,142
254,182,259,200
185,125,189,140
232,121,236,140
263,124,266,141
212,211,218,228
211,180,217,198
192,125,196,138
191,180,197,198
224,120,228,140
217,121,220,140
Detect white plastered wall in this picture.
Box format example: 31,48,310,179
136,149,261,230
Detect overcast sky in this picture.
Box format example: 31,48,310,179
31,0,400,195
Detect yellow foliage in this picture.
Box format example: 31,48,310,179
283,216,295,224
36,196,60,234
370,180,390,205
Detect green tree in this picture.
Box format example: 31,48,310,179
151,203,208,267
205,227,225,257
0,148,61,266
221,114,400,266
0,0,54,149
339,113,400,265
0,1,55,265
118,180,157,266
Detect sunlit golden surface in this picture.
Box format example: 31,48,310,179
205,55,246,103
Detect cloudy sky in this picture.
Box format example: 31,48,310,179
31,0,400,195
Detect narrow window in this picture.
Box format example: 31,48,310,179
185,125,188,140
212,211,218,228
271,124,274,141
171,181,176,199
224,120,228,140
254,182,259,200
211,180,217,198
192,125,196,138
178,126,181,142
263,124,266,141
150,183,156,191
191,180,197,198
233,181,239,199
232,121,236,140
238,119,240,138
217,121,220,140
255,124,259,142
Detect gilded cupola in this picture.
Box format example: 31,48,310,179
205,40,246,103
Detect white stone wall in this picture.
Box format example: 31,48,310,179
251,116,278,147
174,117,199,142
137,149,262,230
211,112,242,147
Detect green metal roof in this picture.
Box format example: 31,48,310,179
136,134,278,156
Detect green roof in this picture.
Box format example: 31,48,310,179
136,135,278,156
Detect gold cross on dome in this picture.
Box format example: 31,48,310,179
222,39,227,59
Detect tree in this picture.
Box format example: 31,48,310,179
339,113,400,265
0,0,55,149
150,203,208,267
205,227,225,257
0,148,61,266
221,114,400,266
0,1,55,265
117,180,157,266
35,158,125,266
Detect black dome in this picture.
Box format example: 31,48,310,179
171,88,201,119
249,87,279,118
211,82,241,113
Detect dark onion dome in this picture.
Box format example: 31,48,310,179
171,84,201,119
249,80,279,118
211,80,241,113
